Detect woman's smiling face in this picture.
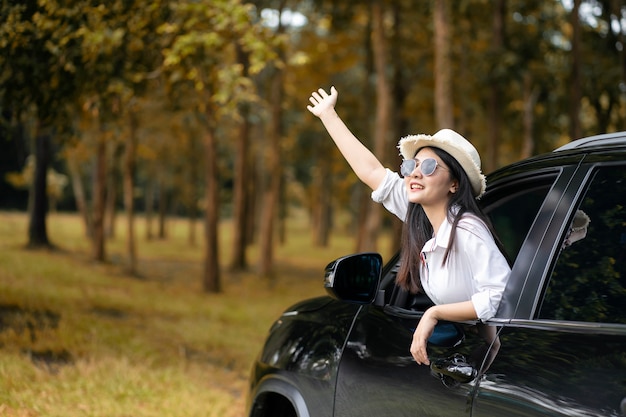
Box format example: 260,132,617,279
403,147,458,208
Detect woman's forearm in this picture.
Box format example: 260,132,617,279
427,301,478,322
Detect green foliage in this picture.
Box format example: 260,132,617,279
159,0,277,120
0,0,83,126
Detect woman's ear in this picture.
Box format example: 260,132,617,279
449,180,459,194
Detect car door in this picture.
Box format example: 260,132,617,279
473,159,626,416
332,287,491,417
331,164,558,417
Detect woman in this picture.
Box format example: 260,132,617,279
307,86,510,366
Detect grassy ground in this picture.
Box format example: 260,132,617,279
0,211,393,416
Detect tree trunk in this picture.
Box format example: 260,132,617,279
202,123,221,293
105,143,122,239
486,0,505,171
390,1,407,256
124,110,138,275
66,149,92,238
569,0,582,140
145,174,155,240
355,11,374,252
312,157,332,247
92,135,107,261
434,0,454,129
230,100,251,269
258,67,283,279
187,156,199,247
27,124,51,248
231,45,250,268
521,72,539,159
258,2,286,279
358,0,391,253
158,176,167,239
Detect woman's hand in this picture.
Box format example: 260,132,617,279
410,308,438,365
307,86,338,118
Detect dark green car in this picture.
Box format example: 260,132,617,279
247,132,626,417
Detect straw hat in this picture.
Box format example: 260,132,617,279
398,129,486,198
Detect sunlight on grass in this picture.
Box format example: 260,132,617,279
0,210,395,416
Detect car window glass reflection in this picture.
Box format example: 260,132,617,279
539,165,626,324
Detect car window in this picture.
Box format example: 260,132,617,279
482,177,554,262
538,165,626,324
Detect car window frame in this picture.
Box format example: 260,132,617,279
507,151,626,323
478,159,584,320
530,157,626,329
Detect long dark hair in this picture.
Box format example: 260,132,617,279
395,146,507,293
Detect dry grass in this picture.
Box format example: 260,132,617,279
0,211,395,416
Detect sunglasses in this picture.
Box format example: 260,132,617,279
400,157,446,177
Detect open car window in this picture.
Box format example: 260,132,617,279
482,175,556,263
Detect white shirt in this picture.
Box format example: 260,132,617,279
371,169,510,320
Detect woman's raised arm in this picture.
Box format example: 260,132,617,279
307,87,387,191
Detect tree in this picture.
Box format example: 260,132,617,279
258,1,287,279
486,0,505,171
569,0,583,140
160,0,276,292
433,0,454,129
75,1,167,266
0,1,84,248
357,0,391,253
230,45,252,270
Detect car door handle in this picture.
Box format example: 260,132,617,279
430,353,477,387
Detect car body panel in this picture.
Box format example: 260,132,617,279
249,297,361,417
334,305,492,416
474,323,626,416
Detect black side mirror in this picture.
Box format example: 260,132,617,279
324,253,382,304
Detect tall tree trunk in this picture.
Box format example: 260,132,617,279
145,173,155,240
66,148,92,238
569,0,582,140
258,66,284,279
187,144,199,247
486,0,505,171
390,0,406,256
230,114,250,271
312,157,332,247
202,122,220,293
105,142,121,239
355,12,374,253
158,176,167,239
230,47,251,270
521,72,539,159
124,110,138,275
27,124,51,248
92,134,107,261
258,2,286,279
246,154,257,246
434,0,454,129
358,0,390,253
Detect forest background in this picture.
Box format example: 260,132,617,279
1,0,625,292
1,0,626,415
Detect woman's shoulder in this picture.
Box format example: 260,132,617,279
456,212,491,238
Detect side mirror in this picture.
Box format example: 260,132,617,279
324,253,382,304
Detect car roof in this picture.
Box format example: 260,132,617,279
553,131,626,152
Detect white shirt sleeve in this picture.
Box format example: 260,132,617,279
459,219,511,321
370,168,408,221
